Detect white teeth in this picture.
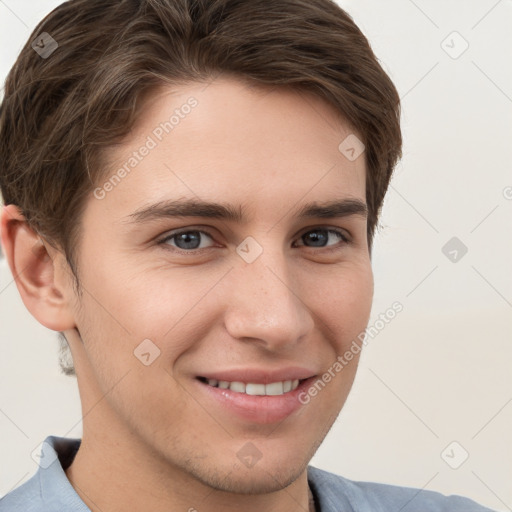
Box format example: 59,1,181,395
229,381,245,393
246,383,266,395
265,381,284,395
205,378,302,395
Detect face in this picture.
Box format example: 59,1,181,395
64,77,373,493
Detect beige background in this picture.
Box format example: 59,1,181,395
1,0,511,509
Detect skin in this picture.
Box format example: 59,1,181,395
1,76,373,512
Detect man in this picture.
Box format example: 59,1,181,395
0,0,497,510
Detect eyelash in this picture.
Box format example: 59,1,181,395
156,227,351,255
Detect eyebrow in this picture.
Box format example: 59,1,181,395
123,197,368,225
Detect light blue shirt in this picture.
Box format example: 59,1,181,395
0,435,497,511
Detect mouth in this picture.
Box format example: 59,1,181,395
196,376,307,396
194,375,318,424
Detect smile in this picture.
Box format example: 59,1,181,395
197,377,302,396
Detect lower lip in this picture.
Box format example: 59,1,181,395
195,377,317,424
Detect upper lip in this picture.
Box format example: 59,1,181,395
197,367,317,384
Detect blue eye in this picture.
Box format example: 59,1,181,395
294,228,349,249
158,230,215,251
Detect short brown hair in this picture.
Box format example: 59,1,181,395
0,0,402,375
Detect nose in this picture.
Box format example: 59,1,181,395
222,247,315,352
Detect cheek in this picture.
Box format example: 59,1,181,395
76,264,213,376
343,265,374,330
302,267,372,423
306,259,374,345
73,273,193,425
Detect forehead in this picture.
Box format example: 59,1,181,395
89,77,366,226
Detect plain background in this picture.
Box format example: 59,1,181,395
0,0,511,510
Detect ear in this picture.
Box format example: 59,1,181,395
0,204,77,331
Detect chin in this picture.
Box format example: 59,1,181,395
204,463,305,495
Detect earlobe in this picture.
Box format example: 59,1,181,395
0,204,77,332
